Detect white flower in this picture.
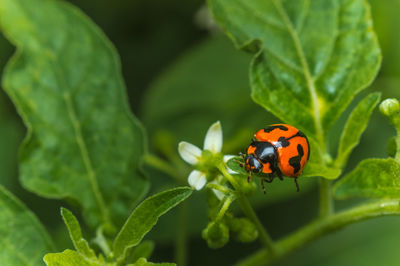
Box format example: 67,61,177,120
178,121,234,191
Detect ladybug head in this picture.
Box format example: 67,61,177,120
244,154,262,174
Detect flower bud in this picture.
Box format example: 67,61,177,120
380,98,400,117
228,218,258,243
202,221,229,249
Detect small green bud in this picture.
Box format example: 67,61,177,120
202,221,229,249
228,218,258,243
380,98,400,117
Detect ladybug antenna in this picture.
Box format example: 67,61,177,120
294,178,300,192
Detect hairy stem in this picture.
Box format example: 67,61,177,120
218,164,277,254
319,178,333,218
238,199,400,266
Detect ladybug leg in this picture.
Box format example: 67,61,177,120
233,159,244,168
267,173,274,183
260,178,266,194
294,177,300,192
247,172,253,183
277,169,283,181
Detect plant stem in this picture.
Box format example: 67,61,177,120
216,196,234,222
143,153,184,183
217,164,277,254
175,202,188,266
238,199,400,266
319,178,333,218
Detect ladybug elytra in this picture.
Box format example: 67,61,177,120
240,124,310,193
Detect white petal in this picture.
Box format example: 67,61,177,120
223,155,235,163
223,155,239,174
210,176,225,200
212,189,225,200
204,121,223,153
178,141,202,165
188,170,207,190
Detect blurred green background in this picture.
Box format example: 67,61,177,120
1,0,400,265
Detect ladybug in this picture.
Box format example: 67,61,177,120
240,124,310,193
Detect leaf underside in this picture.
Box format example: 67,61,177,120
208,0,381,174
0,0,148,228
0,186,54,266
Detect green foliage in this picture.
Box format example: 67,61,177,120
0,0,148,229
44,249,100,266
60,208,97,260
335,93,381,168
0,0,399,265
129,258,175,266
208,0,381,178
142,36,264,147
44,208,105,266
113,187,193,259
333,158,400,199
129,241,155,264
0,186,54,265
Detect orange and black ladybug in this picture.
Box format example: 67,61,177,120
240,124,310,193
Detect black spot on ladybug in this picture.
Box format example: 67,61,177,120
278,137,290,147
264,125,288,133
289,144,304,174
288,130,310,161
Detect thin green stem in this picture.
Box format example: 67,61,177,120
217,164,277,254
94,227,112,259
206,183,233,195
216,196,234,222
319,178,333,218
396,134,400,162
392,116,400,162
238,199,400,266
175,202,188,266
143,154,184,183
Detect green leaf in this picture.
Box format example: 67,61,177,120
335,92,381,168
0,0,148,228
130,258,175,266
44,249,101,266
208,0,381,149
333,158,400,199
60,208,96,259
302,162,341,179
129,241,155,264
113,187,193,259
0,108,23,189
0,185,54,265
142,36,269,152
